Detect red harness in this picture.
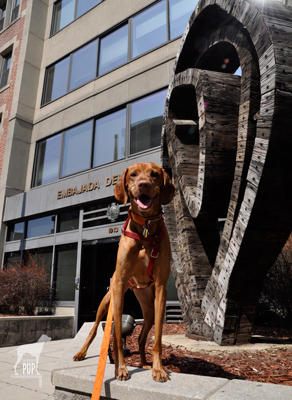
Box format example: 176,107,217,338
121,216,166,290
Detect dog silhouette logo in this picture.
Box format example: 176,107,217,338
12,334,51,377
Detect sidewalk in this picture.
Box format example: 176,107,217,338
1,326,292,399
0,337,73,399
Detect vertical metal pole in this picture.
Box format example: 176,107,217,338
73,208,84,336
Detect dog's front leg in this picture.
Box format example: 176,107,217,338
152,284,170,382
113,281,130,381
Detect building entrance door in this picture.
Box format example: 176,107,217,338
78,238,142,331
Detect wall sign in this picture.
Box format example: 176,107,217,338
108,227,119,234
57,174,121,200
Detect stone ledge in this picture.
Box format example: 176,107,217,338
52,322,292,400
0,315,74,346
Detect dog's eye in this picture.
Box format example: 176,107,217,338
151,171,159,178
130,173,137,178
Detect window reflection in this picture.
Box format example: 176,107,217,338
169,0,196,39
132,0,167,58
51,0,75,35
27,216,55,238
34,133,62,186
93,109,126,167
44,57,70,103
45,0,195,104
130,89,167,154
69,40,98,90
34,89,167,186
52,0,102,35
4,251,21,269
57,210,79,232
99,25,128,75
23,247,53,280
7,222,25,241
55,244,77,301
61,121,93,177
76,0,101,18
0,52,12,89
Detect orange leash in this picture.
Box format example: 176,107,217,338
91,294,114,400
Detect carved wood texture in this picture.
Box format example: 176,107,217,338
162,0,292,345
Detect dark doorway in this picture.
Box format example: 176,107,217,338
78,238,142,330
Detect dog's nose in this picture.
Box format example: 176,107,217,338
138,180,150,189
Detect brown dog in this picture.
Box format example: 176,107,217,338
73,162,175,382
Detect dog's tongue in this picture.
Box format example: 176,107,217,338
137,194,152,209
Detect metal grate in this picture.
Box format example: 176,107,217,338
83,199,129,229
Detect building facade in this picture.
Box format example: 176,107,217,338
0,0,291,334
0,0,198,333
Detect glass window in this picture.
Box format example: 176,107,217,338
57,210,79,232
0,51,12,89
169,0,196,39
69,40,98,91
130,89,167,154
55,244,77,301
26,215,55,238
61,120,92,177
0,3,6,31
76,0,101,18
7,221,25,241
10,0,20,22
93,109,126,167
132,0,167,58
4,251,21,269
23,247,53,280
34,133,62,186
51,0,75,35
43,56,70,104
98,24,128,75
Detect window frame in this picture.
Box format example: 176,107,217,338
34,87,167,188
68,38,99,92
10,0,20,23
0,1,6,31
0,50,12,89
33,131,63,187
131,0,168,59
50,0,103,36
60,119,94,178
43,0,195,106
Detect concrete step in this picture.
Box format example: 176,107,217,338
51,322,292,400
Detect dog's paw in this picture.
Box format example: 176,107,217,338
152,368,170,383
115,365,130,381
73,351,86,361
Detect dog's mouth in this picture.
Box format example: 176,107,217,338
134,194,157,210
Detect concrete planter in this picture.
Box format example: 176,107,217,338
0,315,74,347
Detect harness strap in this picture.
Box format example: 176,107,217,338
121,217,166,290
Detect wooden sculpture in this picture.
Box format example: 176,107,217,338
162,0,292,345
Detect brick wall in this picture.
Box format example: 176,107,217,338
0,0,27,180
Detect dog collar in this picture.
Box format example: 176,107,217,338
127,206,164,237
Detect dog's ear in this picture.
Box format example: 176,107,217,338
114,168,128,205
160,168,175,205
